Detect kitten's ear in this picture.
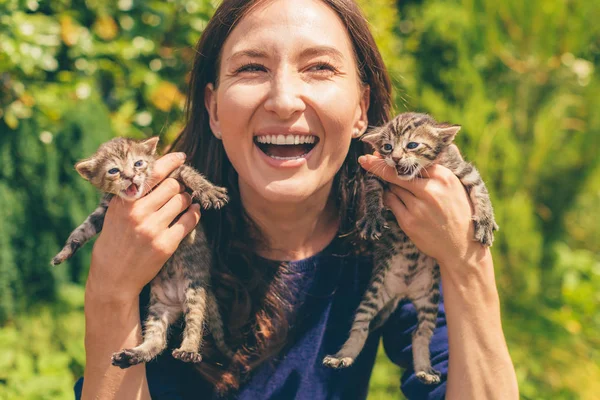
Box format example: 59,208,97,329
359,127,383,148
140,136,160,155
433,124,461,145
75,159,97,181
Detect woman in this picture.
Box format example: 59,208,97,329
78,0,518,399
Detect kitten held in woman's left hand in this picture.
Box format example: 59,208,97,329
324,112,498,384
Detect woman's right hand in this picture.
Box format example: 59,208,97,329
86,152,202,304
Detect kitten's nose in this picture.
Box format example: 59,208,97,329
392,156,401,163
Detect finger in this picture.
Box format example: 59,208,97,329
420,163,453,180
154,192,193,229
388,184,417,208
165,203,202,242
138,178,185,211
383,191,409,228
358,154,416,193
145,152,187,193
359,154,452,196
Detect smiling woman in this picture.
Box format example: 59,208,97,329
203,0,369,208
77,0,517,399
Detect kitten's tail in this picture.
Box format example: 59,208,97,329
206,291,235,359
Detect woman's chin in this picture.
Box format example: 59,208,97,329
240,175,324,205
261,180,319,203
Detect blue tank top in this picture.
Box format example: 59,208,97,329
75,242,448,399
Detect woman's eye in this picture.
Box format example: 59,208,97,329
309,62,336,73
134,160,144,167
236,63,266,73
406,142,419,150
108,168,120,175
383,144,393,151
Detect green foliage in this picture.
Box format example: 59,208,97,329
392,0,600,398
0,0,598,399
0,284,85,400
0,0,217,321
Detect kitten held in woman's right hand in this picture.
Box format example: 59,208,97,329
323,113,498,385
51,137,233,367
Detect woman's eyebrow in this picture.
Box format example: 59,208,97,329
226,46,346,64
227,49,269,63
298,46,345,62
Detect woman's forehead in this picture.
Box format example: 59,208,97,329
222,0,354,61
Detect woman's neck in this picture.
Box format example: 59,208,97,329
239,182,340,261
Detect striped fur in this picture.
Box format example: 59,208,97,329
50,137,234,367
323,113,498,385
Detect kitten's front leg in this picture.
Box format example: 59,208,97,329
454,163,498,246
356,176,387,240
51,195,111,265
171,165,228,209
469,181,498,246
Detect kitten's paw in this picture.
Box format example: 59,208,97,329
192,187,229,210
416,368,441,385
50,254,66,266
111,349,145,369
473,219,495,247
322,355,355,369
50,247,74,266
356,215,387,241
172,349,202,363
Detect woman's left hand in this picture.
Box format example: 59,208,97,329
358,153,486,271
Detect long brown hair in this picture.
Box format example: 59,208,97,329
171,0,392,393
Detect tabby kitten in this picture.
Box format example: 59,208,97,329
52,137,234,367
323,112,498,384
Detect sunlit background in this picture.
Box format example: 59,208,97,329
1,0,598,399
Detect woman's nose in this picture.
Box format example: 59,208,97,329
263,68,305,120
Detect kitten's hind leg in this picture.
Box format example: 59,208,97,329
172,285,208,363
323,267,392,369
410,287,441,385
111,292,180,369
206,290,235,359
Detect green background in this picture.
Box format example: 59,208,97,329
1,0,598,399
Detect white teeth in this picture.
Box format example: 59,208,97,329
254,134,318,145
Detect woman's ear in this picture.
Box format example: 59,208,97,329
352,84,370,138
204,83,222,140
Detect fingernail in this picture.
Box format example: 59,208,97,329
358,156,366,164
175,152,186,160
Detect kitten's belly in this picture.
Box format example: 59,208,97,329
151,261,187,310
383,249,437,300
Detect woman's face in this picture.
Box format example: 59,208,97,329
205,0,369,205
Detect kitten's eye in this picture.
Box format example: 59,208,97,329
383,144,393,152
134,160,144,167
406,142,420,150
108,168,120,175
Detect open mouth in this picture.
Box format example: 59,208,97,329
254,134,319,160
396,165,415,176
123,183,140,198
